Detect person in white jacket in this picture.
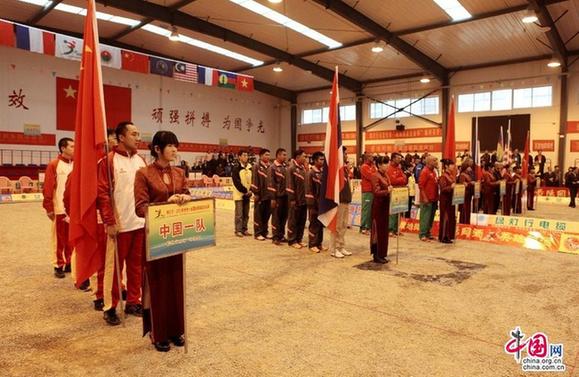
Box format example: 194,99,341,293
232,150,253,237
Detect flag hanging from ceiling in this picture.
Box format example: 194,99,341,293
236,74,254,92
215,70,237,89
174,62,198,83
149,56,175,77
318,67,344,232
99,44,121,69
121,50,149,73
15,25,55,55
197,66,214,86
0,20,15,47
55,34,83,61
68,0,107,288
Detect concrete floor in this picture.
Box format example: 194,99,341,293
0,202,577,377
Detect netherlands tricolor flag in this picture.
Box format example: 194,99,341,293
318,67,344,232
15,24,55,55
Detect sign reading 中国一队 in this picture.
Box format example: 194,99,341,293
146,198,216,261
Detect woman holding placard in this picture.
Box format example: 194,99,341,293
134,131,192,352
438,160,457,244
370,156,393,264
458,158,475,224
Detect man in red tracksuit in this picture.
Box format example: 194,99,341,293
359,153,376,235
43,137,74,279
97,122,146,326
418,156,439,241
386,153,408,235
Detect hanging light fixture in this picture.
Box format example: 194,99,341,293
547,58,561,68
268,0,283,3
420,76,431,84
371,41,383,53
273,63,283,72
522,8,538,24
168,26,180,41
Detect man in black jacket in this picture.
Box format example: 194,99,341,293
267,148,288,245
286,149,308,249
231,150,252,237
251,149,271,240
565,167,578,208
306,152,325,253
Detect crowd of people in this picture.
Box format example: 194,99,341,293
41,125,579,352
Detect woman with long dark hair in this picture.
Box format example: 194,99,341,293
458,158,474,224
134,131,192,352
370,156,393,264
438,159,457,243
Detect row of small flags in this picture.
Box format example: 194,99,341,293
0,19,255,92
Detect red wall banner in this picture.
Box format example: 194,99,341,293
298,145,358,155
532,140,555,152
0,131,56,146
571,140,579,153
365,143,442,153
567,121,579,133
298,132,356,142
136,141,259,154
365,127,441,140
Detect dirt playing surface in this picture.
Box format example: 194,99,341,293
0,202,577,376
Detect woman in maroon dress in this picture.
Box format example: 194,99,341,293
134,131,192,352
512,166,523,214
438,160,457,243
482,164,499,214
502,165,514,216
527,166,537,210
370,156,393,264
458,158,474,224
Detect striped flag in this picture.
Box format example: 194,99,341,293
15,25,55,55
522,131,530,178
318,67,344,232
174,62,198,83
197,66,214,86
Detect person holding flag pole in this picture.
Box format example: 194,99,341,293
318,67,352,259
67,0,125,327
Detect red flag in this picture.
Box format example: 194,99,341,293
522,131,530,178
0,20,15,47
68,0,107,287
56,77,131,131
318,67,344,232
121,50,149,73
236,75,254,92
443,97,456,160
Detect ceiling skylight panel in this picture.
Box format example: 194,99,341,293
432,0,472,21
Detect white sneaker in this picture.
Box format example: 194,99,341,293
339,248,352,256
331,250,345,258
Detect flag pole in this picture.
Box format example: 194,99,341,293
182,252,189,354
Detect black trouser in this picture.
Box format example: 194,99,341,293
234,198,250,233
570,186,577,207
287,203,307,245
271,196,288,241
308,206,323,248
253,199,271,237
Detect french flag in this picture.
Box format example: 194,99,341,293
318,67,344,232
197,66,214,86
15,24,55,55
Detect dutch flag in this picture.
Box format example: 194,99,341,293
318,67,344,232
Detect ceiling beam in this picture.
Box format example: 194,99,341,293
95,0,363,92
310,0,448,82
233,0,567,73
7,19,296,102
27,0,64,25
295,49,579,94
527,0,568,68
109,0,198,41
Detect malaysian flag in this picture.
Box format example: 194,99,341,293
174,62,198,83
318,67,344,232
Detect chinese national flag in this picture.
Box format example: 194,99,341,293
68,0,107,287
443,97,456,160
56,77,131,131
522,131,530,178
121,50,149,73
236,75,254,92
